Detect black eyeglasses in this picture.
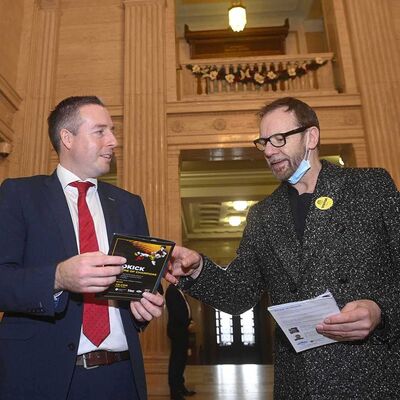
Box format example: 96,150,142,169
253,126,311,151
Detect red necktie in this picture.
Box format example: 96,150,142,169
70,181,110,347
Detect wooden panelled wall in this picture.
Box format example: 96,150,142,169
0,0,399,395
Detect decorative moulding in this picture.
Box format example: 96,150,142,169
37,0,60,10
0,73,22,112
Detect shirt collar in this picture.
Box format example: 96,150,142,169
57,164,98,190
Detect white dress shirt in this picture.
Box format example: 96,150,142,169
57,164,128,355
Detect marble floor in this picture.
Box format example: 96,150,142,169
148,364,274,400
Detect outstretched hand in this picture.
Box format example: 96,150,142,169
315,299,382,341
164,245,203,285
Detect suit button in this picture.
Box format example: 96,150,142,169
68,343,76,351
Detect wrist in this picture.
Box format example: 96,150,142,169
54,262,63,292
190,257,203,280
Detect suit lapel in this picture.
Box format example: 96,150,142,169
43,175,125,256
98,182,120,244
44,172,78,258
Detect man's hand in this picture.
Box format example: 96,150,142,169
130,292,164,322
55,252,126,293
315,299,382,341
164,245,203,285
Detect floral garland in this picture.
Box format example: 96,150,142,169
186,57,328,86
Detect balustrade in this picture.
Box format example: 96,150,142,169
179,52,336,98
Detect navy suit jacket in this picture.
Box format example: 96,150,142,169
0,172,150,400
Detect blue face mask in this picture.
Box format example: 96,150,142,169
287,143,311,185
287,159,310,184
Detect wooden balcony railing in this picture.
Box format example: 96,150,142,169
179,52,336,99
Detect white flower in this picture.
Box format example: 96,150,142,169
254,72,265,84
288,66,297,77
267,71,277,80
240,68,251,80
209,70,218,80
225,74,235,83
192,65,201,73
315,57,324,65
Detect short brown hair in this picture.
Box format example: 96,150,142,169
47,96,105,153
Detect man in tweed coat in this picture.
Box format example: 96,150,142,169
167,97,400,399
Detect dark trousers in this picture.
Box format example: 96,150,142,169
67,360,140,400
168,331,189,394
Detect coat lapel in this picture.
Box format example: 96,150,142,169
262,161,346,286
301,161,346,272
262,183,303,283
44,172,78,258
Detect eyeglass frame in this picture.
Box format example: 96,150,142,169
253,126,312,151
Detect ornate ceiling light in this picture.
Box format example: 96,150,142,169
232,200,248,211
228,1,247,32
228,215,242,226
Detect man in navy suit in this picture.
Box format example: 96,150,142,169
0,96,164,400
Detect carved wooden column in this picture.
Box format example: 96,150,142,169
123,0,169,394
165,0,178,102
0,75,21,181
17,0,60,176
344,0,400,187
167,148,182,244
123,0,168,237
322,0,358,94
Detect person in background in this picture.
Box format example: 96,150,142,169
166,283,196,400
0,96,164,400
167,97,400,399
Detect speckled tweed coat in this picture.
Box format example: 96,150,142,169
182,161,400,399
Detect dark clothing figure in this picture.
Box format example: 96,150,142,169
166,284,196,399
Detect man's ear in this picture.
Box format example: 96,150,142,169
59,128,73,150
308,126,320,150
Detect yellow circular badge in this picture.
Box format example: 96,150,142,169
315,196,333,210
